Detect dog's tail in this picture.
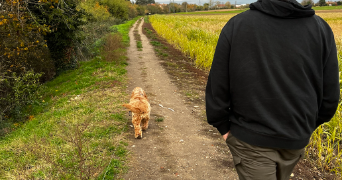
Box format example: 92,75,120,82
122,102,147,114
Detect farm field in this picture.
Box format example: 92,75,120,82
150,12,342,176
313,6,342,10
150,13,342,69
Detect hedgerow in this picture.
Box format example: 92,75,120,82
0,0,140,133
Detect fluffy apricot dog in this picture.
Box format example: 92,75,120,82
123,87,151,139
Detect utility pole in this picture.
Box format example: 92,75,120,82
173,0,175,13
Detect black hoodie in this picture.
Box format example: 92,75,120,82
205,0,339,149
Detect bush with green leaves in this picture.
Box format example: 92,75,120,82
0,69,42,121
136,5,147,16
26,0,87,72
100,0,130,20
128,4,139,18
78,0,111,21
0,0,137,124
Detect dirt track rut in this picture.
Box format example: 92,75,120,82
123,18,238,180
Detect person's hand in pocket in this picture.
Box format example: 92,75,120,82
222,131,230,141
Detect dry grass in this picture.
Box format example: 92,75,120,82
102,33,126,63
0,19,136,178
150,13,342,69
305,35,342,177
0,70,129,179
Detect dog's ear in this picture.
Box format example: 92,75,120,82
122,104,142,113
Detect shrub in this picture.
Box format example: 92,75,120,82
128,4,138,19
100,0,129,20
101,34,126,63
0,0,87,74
0,0,86,121
79,0,111,21
0,0,56,81
28,0,87,72
147,4,163,14
0,69,42,121
75,18,124,62
136,5,147,16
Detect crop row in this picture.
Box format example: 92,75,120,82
150,13,342,69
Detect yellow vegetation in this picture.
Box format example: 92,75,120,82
150,13,342,69
150,15,232,69
78,0,111,21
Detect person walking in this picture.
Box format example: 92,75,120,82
205,0,340,179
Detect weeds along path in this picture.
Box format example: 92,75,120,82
124,18,238,179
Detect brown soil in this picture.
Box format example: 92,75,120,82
291,159,338,180
122,18,340,180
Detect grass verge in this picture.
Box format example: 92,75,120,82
304,37,342,177
0,18,139,179
111,17,140,46
133,18,143,51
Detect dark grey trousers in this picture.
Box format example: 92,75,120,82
226,133,304,180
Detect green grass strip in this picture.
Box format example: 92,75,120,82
137,41,142,48
313,6,342,10
111,17,141,45
0,58,129,179
0,17,140,179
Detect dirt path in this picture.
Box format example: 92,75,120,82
123,18,238,179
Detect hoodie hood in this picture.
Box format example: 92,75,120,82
249,0,315,18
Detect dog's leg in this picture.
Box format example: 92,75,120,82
141,117,149,131
132,113,142,139
141,111,150,130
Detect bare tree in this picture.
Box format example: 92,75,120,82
225,1,231,8
209,0,214,9
182,2,188,12
301,0,314,5
215,1,221,9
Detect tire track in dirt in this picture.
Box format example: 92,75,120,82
123,18,238,180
